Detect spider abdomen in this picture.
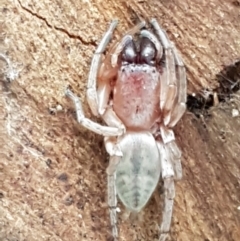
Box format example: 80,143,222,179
113,64,161,130
115,132,161,212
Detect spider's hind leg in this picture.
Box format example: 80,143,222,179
157,140,176,241
106,142,122,241
107,168,118,241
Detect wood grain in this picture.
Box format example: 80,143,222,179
0,0,240,241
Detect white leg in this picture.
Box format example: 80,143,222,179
108,172,118,241
157,140,176,241
165,141,182,180
169,47,187,127
150,19,186,127
102,107,125,131
87,20,118,116
159,178,175,241
96,34,133,115
104,136,123,157
66,89,124,137
97,34,136,115
151,19,177,125
107,155,121,241
158,125,182,179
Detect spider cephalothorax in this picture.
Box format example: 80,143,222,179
113,37,162,130
66,19,186,241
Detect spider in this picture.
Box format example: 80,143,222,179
66,19,186,241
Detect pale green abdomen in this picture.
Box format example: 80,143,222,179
115,132,161,212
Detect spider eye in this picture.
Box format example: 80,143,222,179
121,41,137,64
140,37,156,65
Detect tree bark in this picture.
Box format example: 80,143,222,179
0,0,240,241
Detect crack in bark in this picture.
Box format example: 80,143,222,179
17,0,97,47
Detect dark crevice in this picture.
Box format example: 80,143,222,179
216,60,240,101
17,0,97,47
187,59,240,118
186,90,214,118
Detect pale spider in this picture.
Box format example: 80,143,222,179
66,19,186,241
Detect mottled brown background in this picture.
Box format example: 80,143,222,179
0,0,240,241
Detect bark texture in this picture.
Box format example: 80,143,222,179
0,0,240,241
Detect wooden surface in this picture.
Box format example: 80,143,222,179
0,0,240,241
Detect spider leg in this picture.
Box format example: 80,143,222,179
97,34,133,115
108,170,118,241
159,178,175,241
168,47,187,127
157,140,176,241
158,123,182,180
87,20,118,116
150,19,186,127
66,89,124,136
150,18,184,184
102,107,126,133
106,141,122,241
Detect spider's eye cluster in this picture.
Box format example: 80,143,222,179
121,38,157,66
121,41,137,64
139,37,156,65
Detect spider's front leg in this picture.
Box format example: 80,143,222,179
150,18,187,128
87,20,118,116
87,20,146,117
